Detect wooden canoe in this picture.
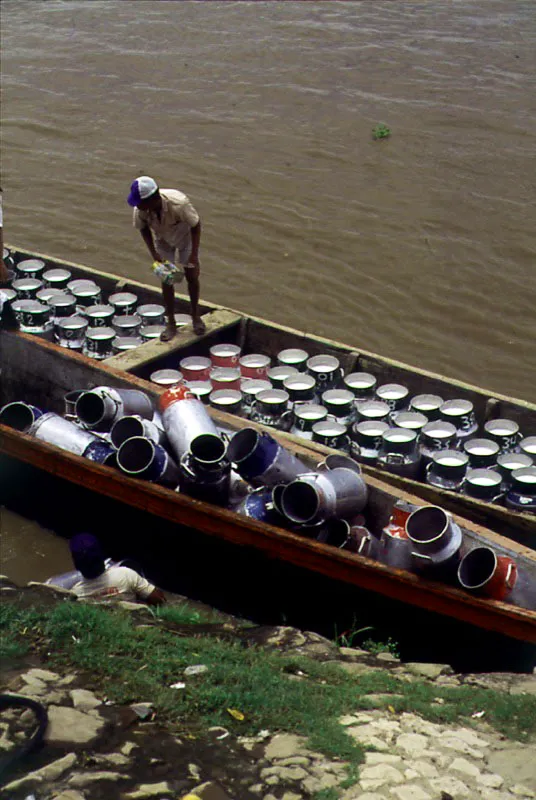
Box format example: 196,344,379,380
3,245,535,547
1,323,535,646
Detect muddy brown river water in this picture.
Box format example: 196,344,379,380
1,0,535,585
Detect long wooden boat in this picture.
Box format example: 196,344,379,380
3,245,535,549
1,288,535,646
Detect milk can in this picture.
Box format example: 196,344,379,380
321,389,355,426
234,487,283,525
343,372,377,399
209,343,241,367
140,325,165,342
483,418,522,454
463,468,503,502
462,438,500,469
0,401,43,432
505,466,536,513
350,420,390,465
408,394,444,421
306,354,342,393
281,466,367,526
41,268,71,290
186,380,214,404
354,399,390,425
83,326,116,359
11,299,52,333
283,374,317,404
312,420,349,452
29,412,98,456
137,303,166,327
76,386,154,432
159,384,221,461
239,353,271,380
180,356,212,382
426,449,469,492
150,369,183,387
377,428,421,479
12,278,43,299
277,348,309,370
179,434,231,507
290,403,328,440
375,383,410,416
250,389,292,430
117,436,179,487
227,427,309,488
520,437,536,460
36,287,64,304
15,258,45,280
209,389,243,416
70,280,102,307
54,315,88,350
112,336,142,353
108,291,138,315
47,293,77,319
439,399,478,441
390,410,428,435
112,314,142,337
406,505,463,578
458,547,518,603
111,414,166,449
85,304,115,327
210,367,242,391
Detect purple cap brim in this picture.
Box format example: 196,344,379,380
127,184,142,207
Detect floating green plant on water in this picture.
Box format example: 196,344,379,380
372,123,391,140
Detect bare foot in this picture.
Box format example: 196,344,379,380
193,318,206,336
160,326,177,342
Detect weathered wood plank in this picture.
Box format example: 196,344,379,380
104,310,243,371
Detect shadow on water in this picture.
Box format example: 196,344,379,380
2,455,535,674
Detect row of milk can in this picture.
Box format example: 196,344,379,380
148,344,536,513
1,253,191,356
2,385,532,609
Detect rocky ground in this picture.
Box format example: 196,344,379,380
1,581,535,800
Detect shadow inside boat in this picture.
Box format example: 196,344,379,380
1,454,535,674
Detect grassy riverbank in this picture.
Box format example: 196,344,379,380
2,597,535,776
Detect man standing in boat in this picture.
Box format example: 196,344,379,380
127,175,205,340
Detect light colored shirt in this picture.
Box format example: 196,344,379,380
71,566,156,603
133,189,199,250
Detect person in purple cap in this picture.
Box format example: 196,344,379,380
69,533,165,606
127,176,205,340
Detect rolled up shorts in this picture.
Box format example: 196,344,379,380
155,240,193,268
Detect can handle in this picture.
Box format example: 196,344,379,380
505,562,517,590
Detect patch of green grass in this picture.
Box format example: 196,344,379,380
313,789,339,800
362,636,400,659
148,602,215,626
2,597,535,779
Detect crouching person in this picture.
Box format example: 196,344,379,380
69,533,165,606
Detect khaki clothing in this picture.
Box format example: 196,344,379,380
71,566,156,603
133,189,199,261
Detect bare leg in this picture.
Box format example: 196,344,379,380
160,282,178,342
185,264,206,335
